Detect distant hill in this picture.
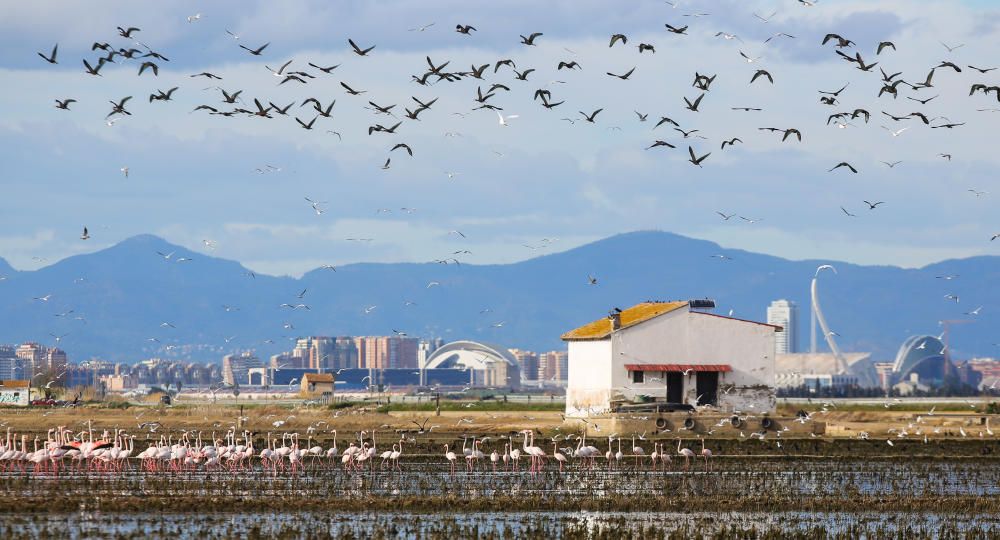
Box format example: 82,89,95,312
0,231,996,363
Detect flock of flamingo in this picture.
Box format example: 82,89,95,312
0,425,714,476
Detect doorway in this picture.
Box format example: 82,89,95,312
666,372,684,403
696,372,719,406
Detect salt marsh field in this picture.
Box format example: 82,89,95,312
1,405,998,538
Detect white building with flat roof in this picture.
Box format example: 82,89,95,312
561,301,779,417
767,299,797,354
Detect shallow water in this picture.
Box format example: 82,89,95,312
0,510,996,539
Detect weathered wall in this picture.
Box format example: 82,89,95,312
565,340,613,417
604,307,776,413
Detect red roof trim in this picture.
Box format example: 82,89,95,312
690,310,783,330
624,364,732,372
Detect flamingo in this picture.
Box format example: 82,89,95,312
325,430,339,465
523,431,545,473
649,443,660,471
614,438,624,469
444,444,457,476
380,444,394,470
700,438,713,471
631,435,645,468
501,443,510,471
605,437,614,470
389,439,402,472
472,439,485,470
508,436,520,472
660,444,672,469
582,434,600,469
490,447,500,473
677,438,695,471
552,442,568,473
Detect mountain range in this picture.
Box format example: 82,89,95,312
0,231,996,363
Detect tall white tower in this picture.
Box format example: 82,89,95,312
767,299,798,354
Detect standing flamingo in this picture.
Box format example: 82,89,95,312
677,438,695,471
490,446,499,473
508,436,520,472
389,439,402,472
700,437,713,472
605,437,614,470
552,441,567,473
631,435,645,468
444,444,457,476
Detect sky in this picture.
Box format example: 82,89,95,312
1,0,998,277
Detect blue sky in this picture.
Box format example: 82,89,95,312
1,0,998,276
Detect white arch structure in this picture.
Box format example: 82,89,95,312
812,265,848,374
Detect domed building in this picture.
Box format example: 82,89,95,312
424,341,521,389
892,335,952,383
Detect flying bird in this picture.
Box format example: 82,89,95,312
687,146,710,167
496,111,519,126
683,93,705,112
579,109,603,123
606,67,636,80
348,38,375,56
520,32,543,46
239,42,270,55
37,44,58,64
750,70,773,84
876,41,896,54
828,162,858,173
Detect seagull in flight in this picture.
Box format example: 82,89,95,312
496,111,519,126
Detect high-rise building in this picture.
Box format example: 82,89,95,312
330,337,359,370
538,350,569,384
767,300,798,354
270,352,306,370
509,349,540,383
292,337,358,371
0,345,21,380
222,352,262,386
356,336,418,370
15,343,68,381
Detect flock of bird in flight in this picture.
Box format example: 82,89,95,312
23,3,1000,342
32,3,999,250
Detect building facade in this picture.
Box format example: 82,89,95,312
538,350,569,384
0,345,21,381
767,299,798,354
222,352,262,386
356,336,418,370
562,301,779,417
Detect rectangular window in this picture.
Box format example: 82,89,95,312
632,370,644,384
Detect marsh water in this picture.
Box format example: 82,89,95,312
3,458,999,538
1,510,997,539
